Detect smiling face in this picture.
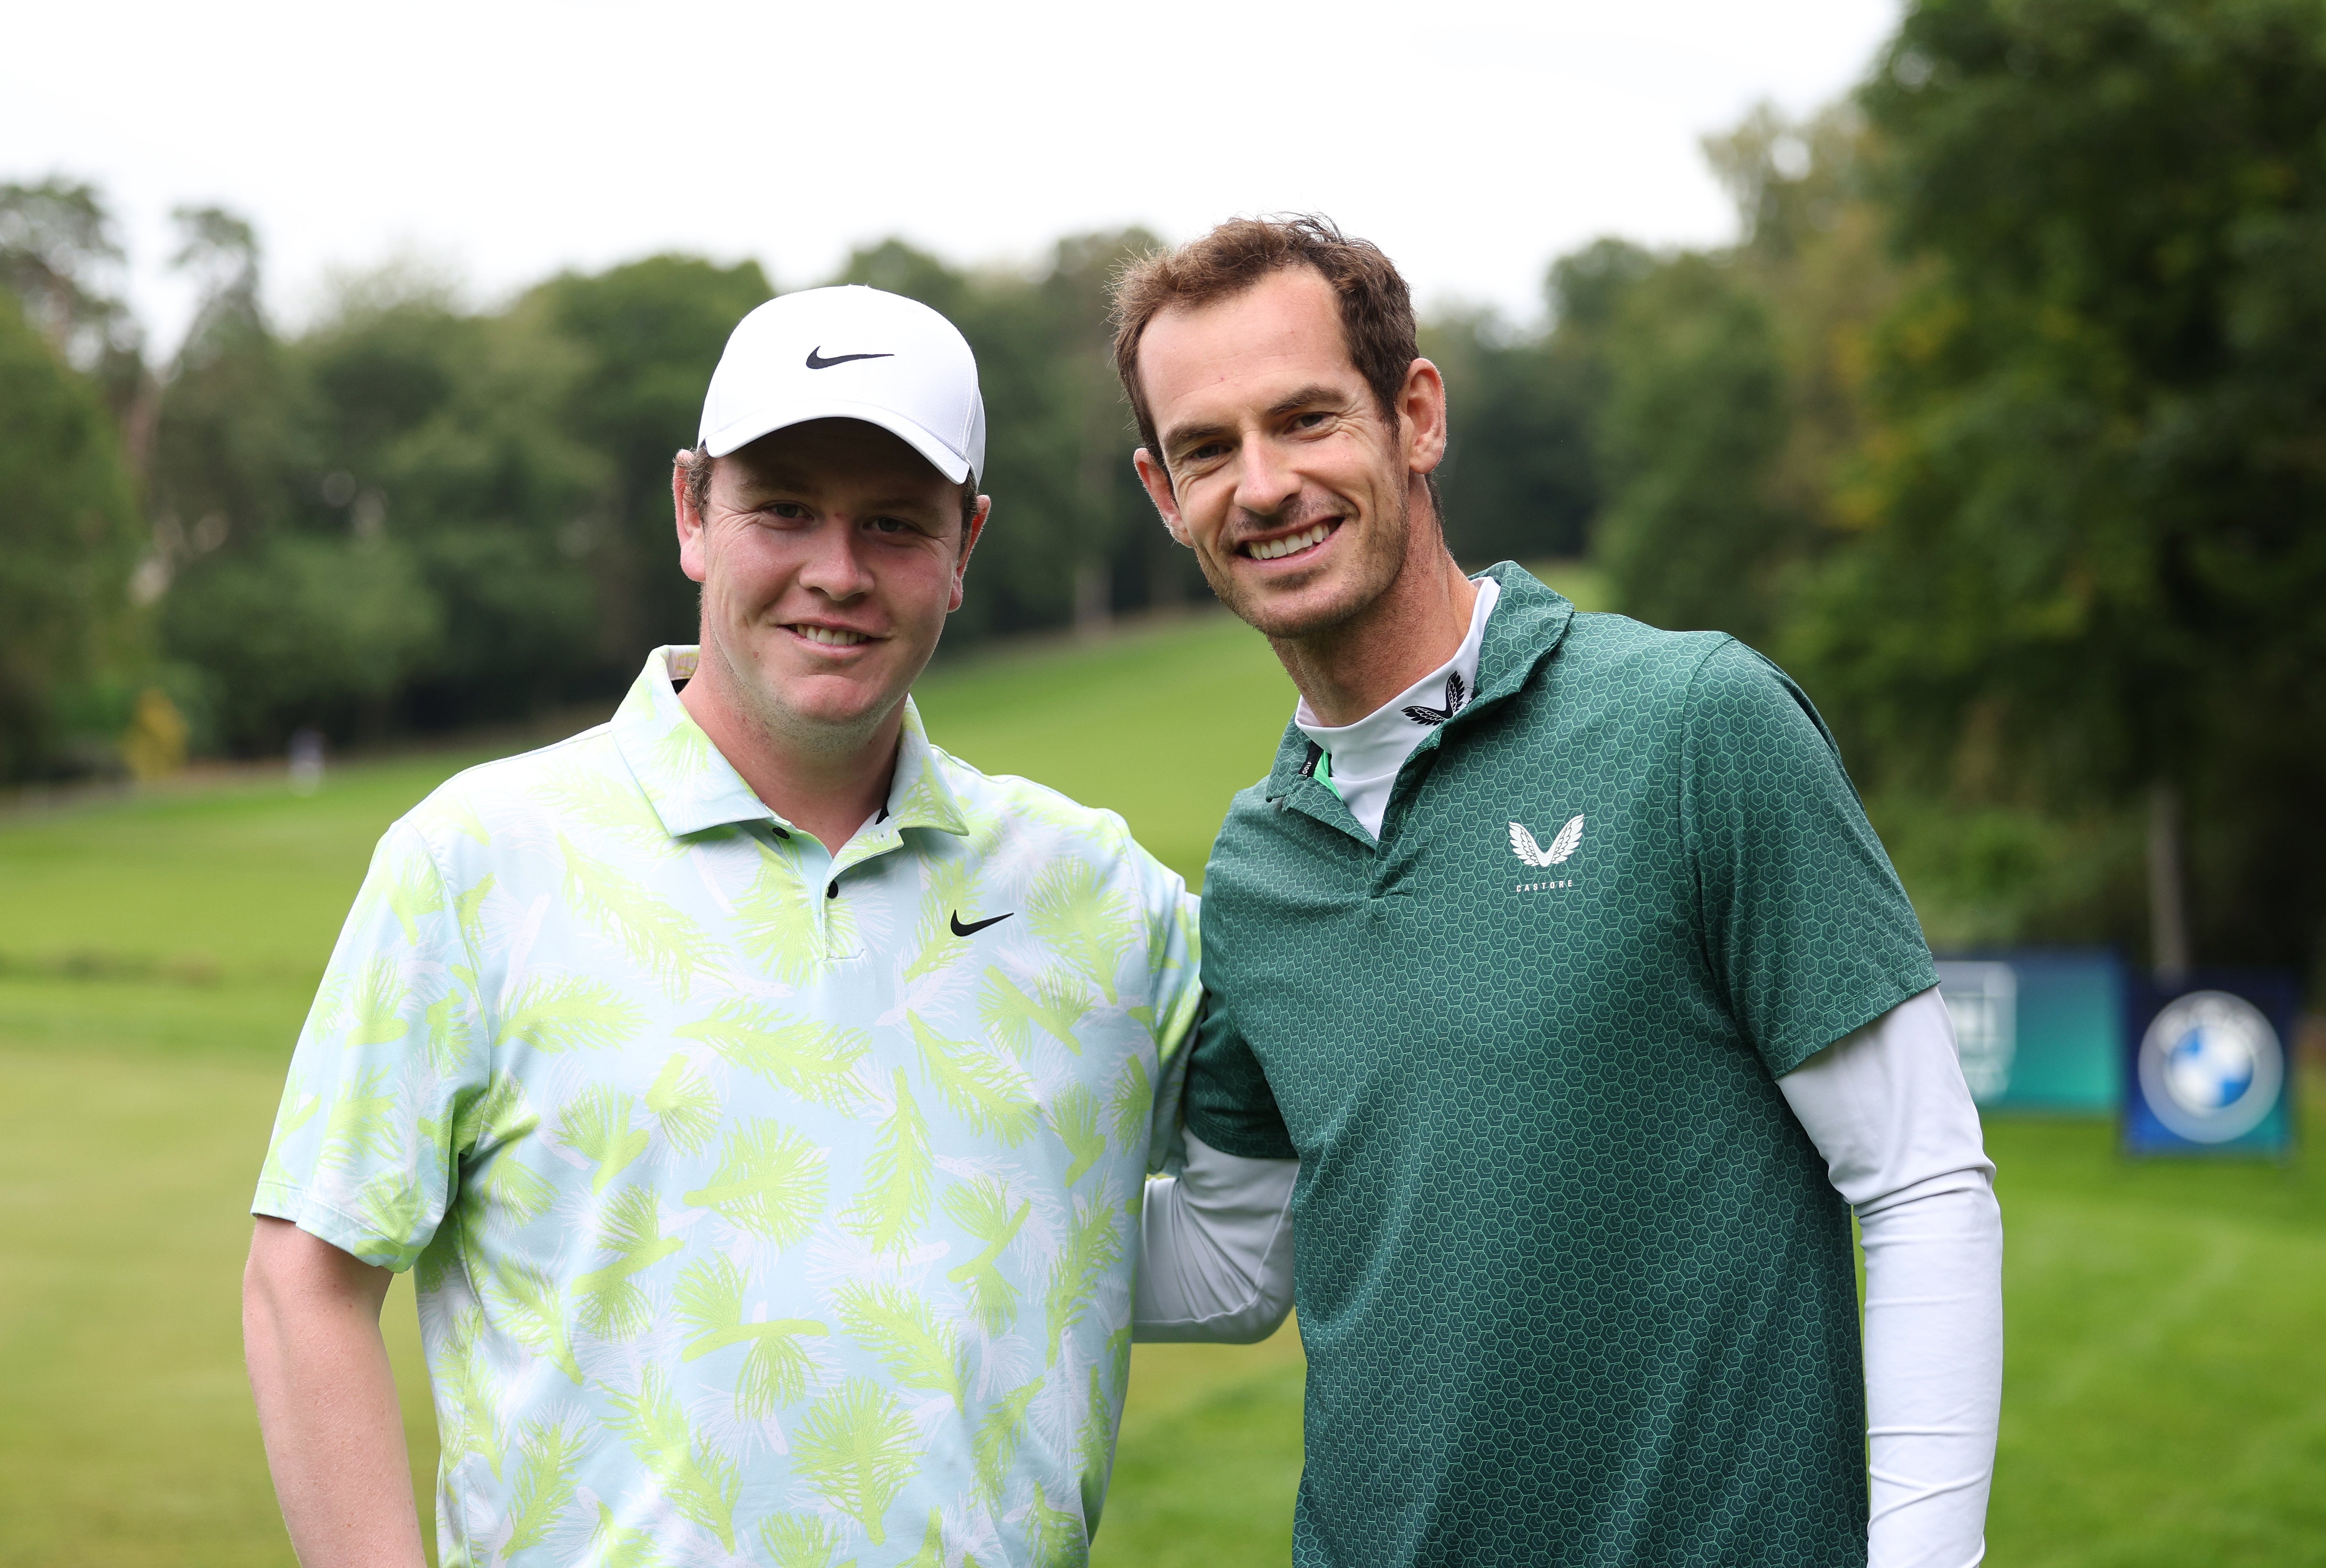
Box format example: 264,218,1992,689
675,418,985,759
1131,266,1447,642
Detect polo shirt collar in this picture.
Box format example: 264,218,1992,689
612,646,969,842
1263,561,1573,802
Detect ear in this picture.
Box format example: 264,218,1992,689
948,494,992,613
1400,358,1449,477
673,452,710,584
1132,449,1192,547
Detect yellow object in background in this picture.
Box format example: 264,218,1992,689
118,689,188,783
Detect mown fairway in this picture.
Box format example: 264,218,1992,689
3,587,2322,1567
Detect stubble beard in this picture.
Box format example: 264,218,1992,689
698,596,903,765
1201,480,1412,644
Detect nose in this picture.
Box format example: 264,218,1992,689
1231,430,1302,521
795,515,876,601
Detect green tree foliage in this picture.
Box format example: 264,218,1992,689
1424,238,1654,567
0,178,148,424
1594,106,1900,649
0,299,144,779
528,255,774,653
1791,0,2326,974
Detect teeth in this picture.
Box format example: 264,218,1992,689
1248,523,1331,560
796,625,871,646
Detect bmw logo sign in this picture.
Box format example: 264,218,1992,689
2135,990,2286,1144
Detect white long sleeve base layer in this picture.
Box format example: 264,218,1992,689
1133,1129,1298,1342
1778,986,2004,1568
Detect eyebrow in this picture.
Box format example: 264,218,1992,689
1162,384,1353,457
731,472,945,516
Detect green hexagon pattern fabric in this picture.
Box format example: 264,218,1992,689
1187,564,1937,1568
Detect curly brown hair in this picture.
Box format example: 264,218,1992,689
1109,214,1423,480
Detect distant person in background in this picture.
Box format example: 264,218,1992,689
242,285,1291,1567
1110,215,2004,1568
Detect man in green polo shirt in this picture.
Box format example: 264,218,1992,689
1110,217,2004,1568
241,283,1293,1568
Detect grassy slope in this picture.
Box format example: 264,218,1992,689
4,575,2322,1566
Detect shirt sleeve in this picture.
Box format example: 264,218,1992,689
252,818,490,1271
1136,1128,1298,1343
1135,848,1206,1176
1183,994,1298,1161
1681,640,1938,1075
1777,989,2003,1568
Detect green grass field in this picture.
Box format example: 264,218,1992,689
3,584,2322,1566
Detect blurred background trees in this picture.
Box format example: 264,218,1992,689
1,0,2322,989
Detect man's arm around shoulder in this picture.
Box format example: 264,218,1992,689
243,1217,428,1568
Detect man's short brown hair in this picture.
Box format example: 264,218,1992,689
1109,214,1421,477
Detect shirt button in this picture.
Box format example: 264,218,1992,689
827,881,838,899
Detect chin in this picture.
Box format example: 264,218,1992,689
1212,561,1373,642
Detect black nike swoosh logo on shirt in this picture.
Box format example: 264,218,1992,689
950,910,1014,937
806,347,894,369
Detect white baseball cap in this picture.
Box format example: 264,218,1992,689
697,285,987,485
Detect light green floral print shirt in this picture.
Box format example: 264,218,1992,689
255,646,1203,1568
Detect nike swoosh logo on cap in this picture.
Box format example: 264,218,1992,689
950,910,1014,937
806,347,895,369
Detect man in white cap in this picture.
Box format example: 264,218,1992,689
242,285,1295,1567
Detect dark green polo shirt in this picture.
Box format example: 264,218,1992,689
1187,563,1936,1568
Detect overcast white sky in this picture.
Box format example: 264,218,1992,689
6,0,1900,352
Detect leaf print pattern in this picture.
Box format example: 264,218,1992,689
502,975,644,1054
484,1258,582,1384
978,967,1092,1058
643,1052,720,1153
347,958,410,1049
253,650,1207,1564
836,1282,966,1414
559,834,713,999
677,1256,827,1418
734,838,855,986
842,1071,931,1253
585,1499,664,1568
1026,860,1137,1006
791,1378,919,1545
433,1306,503,1481
902,856,979,982
502,1416,586,1553
909,1013,1039,1145
1048,1086,1107,1188
972,1380,1041,1504
1044,1195,1125,1367
604,1364,742,1550
1032,1488,1089,1568
1105,1056,1152,1152
677,1001,867,1109
759,1511,857,1568
684,1120,827,1245
942,1178,1030,1335
571,1187,683,1340
319,1067,400,1172
902,1509,948,1568
558,1085,649,1195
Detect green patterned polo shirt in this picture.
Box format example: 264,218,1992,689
255,646,1201,1568
1186,564,1936,1568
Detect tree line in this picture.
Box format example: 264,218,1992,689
4,0,2322,986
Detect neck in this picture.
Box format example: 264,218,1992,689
1270,530,1478,729
679,652,901,855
